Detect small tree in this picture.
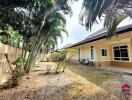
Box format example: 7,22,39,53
61,49,77,72
3,54,24,88
51,49,77,73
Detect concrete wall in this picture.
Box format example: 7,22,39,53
0,43,22,84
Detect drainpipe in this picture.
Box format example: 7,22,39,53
130,38,132,61
98,49,101,67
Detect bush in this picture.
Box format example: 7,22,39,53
50,49,68,62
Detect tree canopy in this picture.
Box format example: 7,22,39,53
79,0,132,37
0,0,73,88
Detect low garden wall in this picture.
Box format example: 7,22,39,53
0,43,22,84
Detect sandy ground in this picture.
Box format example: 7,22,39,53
0,62,117,100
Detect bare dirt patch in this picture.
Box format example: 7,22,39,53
0,62,114,100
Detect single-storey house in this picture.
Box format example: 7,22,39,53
66,24,132,68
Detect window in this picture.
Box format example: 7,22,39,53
90,46,94,60
101,49,107,56
113,45,129,61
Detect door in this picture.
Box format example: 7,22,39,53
90,46,95,61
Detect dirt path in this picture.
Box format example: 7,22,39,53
0,62,117,100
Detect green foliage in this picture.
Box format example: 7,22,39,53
58,49,77,72
51,52,59,62
0,0,34,8
3,54,25,88
0,35,8,44
0,0,72,74
7,25,23,47
80,0,132,37
50,49,68,62
0,25,23,47
14,57,27,70
50,49,74,73
0,0,73,88
10,57,27,86
59,49,68,56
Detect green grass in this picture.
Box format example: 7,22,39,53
67,63,121,85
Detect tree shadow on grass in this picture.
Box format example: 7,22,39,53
37,71,63,76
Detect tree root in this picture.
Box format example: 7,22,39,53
0,77,20,90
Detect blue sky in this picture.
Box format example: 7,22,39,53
57,0,132,49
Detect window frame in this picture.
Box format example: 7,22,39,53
112,45,129,61
101,48,107,57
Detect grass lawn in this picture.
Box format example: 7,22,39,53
1,62,131,100
67,62,132,98
67,63,121,85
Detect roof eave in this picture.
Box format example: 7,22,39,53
67,27,132,48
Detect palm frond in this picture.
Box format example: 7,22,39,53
104,14,128,38
80,0,132,36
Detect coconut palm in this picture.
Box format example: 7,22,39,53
79,0,132,37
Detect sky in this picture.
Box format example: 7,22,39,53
57,0,132,49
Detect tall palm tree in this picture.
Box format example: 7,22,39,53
0,0,71,73
0,0,73,88
24,11,68,73
79,0,132,37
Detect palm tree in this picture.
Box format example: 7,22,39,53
0,0,71,88
79,0,132,37
24,11,68,73
0,0,71,73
